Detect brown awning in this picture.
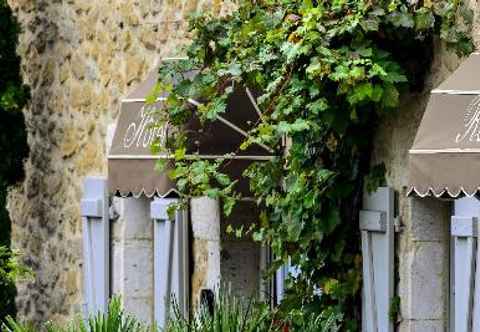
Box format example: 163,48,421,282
408,53,480,198
108,61,274,197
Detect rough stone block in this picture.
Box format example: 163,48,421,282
121,243,154,299
399,319,445,332
191,197,220,241
122,296,154,325
111,241,124,296
113,197,153,241
410,197,450,242
407,242,449,321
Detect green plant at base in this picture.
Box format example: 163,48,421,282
167,291,279,332
2,297,149,332
2,294,341,332
150,0,473,329
0,246,32,326
166,290,342,332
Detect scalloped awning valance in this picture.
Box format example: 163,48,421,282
408,53,480,198
108,62,274,198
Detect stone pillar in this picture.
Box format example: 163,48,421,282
190,196,221,309
398,197,450,331
111,196,154,324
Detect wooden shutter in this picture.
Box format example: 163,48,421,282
451,216,477,331
275,264,288,304
360,187,394,332
275,259,301,304
81,176,110,316
451,197,480,332
151,198,189,328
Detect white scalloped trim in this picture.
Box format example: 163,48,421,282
407,186,480,198
113,188,180,199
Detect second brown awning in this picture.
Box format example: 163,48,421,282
408,53,480,197
108,60,275,197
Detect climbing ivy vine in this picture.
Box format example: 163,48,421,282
151,0,473,329
0,0,29,322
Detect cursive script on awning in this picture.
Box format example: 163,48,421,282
408,52,480,198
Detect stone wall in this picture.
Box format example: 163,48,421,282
8,0,480,327
5,0,233,324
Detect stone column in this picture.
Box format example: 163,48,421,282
111,196,154,324
398,197,450,331
190,196,221,309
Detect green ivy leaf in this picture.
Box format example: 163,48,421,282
276,119,310,134
223,196,236,216
218,63,242,77
215,173,231,186
199,97,227,120
252,229,265,242
174,147,186,161
287,219,303,241
347,82,373,105
206,188,220,198
382,84,400,108
365,163,386,193
291,119,311,132
324,207,341,234
360,18,380,32
415,8,435,30
371,84,384,103
388,10,415,28
155,159,168,173
235,225,244,238
307,98,329,114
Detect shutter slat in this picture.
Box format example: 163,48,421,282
451,209,479,332
361,231,378,332
151,199,189,328
81,176,110,316
360,187,394,332
452,198,480,332
454,235,476,332
472,233,480,331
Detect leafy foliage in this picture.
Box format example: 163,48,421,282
0,0,29,322
0,247,31,324
0,0,28,112
150,0,473,329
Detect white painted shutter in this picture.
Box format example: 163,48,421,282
275,259,301,304
151,198,189,328
452,197,480,332
81,176,110,316
360,187,394,332
275,264,288,304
